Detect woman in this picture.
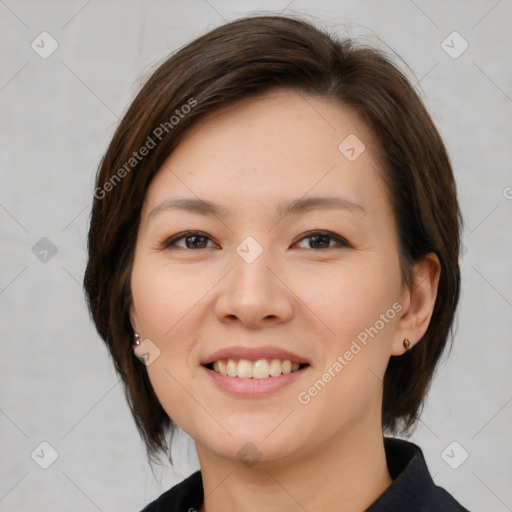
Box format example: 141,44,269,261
83,14,470,511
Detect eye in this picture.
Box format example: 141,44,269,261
161,231,218,250
294,230,350,250
160,230,350,251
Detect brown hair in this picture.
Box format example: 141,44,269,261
83,14,462,462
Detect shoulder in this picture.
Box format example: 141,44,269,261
139,470,203,512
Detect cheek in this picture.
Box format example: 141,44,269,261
302,260,400,346
300,262,401,408
296,268,399,422
131,284,193,429
131,259,208,340
131,259,220,418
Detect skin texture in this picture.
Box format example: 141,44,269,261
130,88,440,512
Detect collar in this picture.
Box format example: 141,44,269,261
142,437,469,511
365,437,469,511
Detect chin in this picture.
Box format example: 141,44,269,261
192,420,312,468
209,439,297,467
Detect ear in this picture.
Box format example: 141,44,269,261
129,302,141,335
391,252,441,356
129,304,145,358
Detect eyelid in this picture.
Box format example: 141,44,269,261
160,229,351,250
160,230,217,249
294,230,351,249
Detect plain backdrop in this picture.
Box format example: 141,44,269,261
1,1,511,511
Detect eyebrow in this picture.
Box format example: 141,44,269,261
148,195,366,220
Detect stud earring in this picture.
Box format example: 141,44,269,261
403,338,412,351
134,332,141,346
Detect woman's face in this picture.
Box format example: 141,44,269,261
130,88,415,466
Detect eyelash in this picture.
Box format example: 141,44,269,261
160,230,351,251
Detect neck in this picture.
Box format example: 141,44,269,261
196,426,392,512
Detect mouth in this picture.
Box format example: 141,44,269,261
203,358,310,379
201,352,312,397
201,345,311,380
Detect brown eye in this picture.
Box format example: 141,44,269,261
162,231,217,250
294,231,350,250
161,230,350,251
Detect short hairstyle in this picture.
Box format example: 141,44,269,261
83,14,462,462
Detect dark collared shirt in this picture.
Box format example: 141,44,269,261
141,437,470,511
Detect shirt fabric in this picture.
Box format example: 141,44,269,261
140,437,470,511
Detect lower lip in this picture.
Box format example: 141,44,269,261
201,365,311,398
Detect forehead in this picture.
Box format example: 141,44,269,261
142,88,386,218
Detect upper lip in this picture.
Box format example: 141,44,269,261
201,345,310,365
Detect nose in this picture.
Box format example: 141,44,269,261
214,247,294,329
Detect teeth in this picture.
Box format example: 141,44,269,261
226,359,237,377
253,359,270,379
210,358,304,378
282,360,292,374
269,359,282,377
213,360,227,376
237,359,253,379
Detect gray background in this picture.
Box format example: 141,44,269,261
1,1,511,511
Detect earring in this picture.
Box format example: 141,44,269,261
403,338,412,351
134,332,141,346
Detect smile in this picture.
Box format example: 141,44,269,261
205,358,309,379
